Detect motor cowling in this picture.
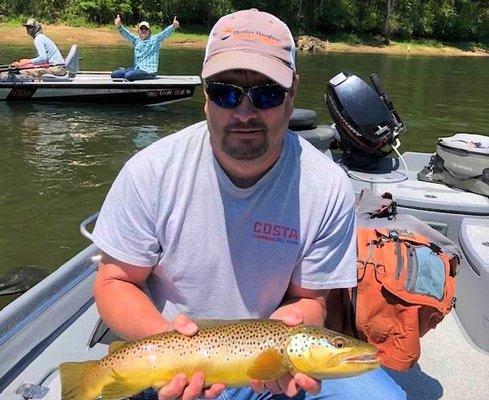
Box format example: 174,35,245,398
325,72,405,167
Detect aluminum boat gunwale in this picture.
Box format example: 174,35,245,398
0,73,202,105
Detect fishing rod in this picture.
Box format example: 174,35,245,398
0,62,66,73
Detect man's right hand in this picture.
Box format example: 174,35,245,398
114,13,122,27
157,314,226,400
11,59,31,67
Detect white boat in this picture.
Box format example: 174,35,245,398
0,72,488,400
0,45,201,105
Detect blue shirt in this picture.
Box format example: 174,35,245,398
118,24,175,74
30,33,64,65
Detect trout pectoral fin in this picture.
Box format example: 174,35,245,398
108,340,126,354
247,349,288,380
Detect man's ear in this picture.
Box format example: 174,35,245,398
285,74,299,118
289,74,299,100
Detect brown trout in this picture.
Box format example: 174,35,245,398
60,319,379,400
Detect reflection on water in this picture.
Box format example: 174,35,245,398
133,126,162,149
0,94,206,290
0,45,487,309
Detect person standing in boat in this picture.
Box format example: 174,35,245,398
9,18,66,79
112,14,179,81
92,8,407,400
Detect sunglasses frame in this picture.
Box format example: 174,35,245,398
205,81,288,110
139,26,149,31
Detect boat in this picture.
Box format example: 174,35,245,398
0,72,488,400
0,45,201,105
0,73,201,105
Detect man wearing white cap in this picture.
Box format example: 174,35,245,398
92,9,406,400
111,14,179,81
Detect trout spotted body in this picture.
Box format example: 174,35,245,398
60,320,379,400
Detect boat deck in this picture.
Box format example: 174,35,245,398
389,312,489,399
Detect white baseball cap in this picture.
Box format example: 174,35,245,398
138,21,150,30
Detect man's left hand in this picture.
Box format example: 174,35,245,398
172,16,180,29
249,310,322,396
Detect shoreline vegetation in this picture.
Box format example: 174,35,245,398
0,23,487,58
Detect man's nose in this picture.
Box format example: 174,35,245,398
232,95,258,122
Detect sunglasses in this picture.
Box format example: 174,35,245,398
139,26,149,31
205,82,288,110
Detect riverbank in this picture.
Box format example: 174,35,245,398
0,23,487,57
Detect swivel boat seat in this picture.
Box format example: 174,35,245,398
288,108,338,152
325,71,406,172
40,44,79,82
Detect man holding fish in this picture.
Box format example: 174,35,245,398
89,8,406,400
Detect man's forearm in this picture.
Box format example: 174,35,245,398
94,277,168,341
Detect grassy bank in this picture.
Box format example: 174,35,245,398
0,22,487,57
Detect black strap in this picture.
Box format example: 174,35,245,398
350,286,360,338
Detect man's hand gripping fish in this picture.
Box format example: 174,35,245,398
60,319,380,400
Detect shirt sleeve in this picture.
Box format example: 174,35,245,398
153,25,175,43
118,25,138,44
30,37,48,64
292,180,357,290
91,163,161,267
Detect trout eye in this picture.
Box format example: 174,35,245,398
333,337,347,349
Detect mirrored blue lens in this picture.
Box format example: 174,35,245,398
206,83,287,110
249,85,286,109
207,83,241,109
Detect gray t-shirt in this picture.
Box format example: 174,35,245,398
92,121,357,320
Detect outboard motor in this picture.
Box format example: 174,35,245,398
325,72,406,169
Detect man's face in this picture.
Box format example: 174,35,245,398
26,26,35,37
204,70,297,163
138,26,150,40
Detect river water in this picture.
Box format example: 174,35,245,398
0,44,487,308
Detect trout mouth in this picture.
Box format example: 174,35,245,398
343,352,379,364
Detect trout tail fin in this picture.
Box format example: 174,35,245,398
59,361,98,400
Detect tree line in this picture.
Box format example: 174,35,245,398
1,0,487,43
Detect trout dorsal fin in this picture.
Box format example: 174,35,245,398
108,340,126,354
247,349,288,380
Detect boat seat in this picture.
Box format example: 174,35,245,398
88,318,122,347
40,74,72,82
40,44,79,82
289,108,340,151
